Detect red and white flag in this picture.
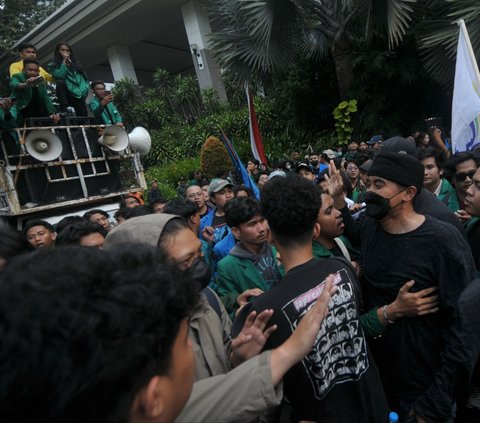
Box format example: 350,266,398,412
246,84,268,165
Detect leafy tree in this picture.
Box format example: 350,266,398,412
0,0,65,94
206,0,418,98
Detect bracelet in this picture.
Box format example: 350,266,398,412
382,305,395,324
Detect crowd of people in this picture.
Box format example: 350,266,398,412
1,128,480,423
0,42,124,128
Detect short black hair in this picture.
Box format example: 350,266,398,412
224,197,261,228
55,221,107,246
54,216,84,234
123,205,152,220
417,147,446,170
83,209,109,221
90,80,105,90
0,226,32,265
157,217,190,260
249,158,260,166
233,185,254,198
444,152,480,180
22,58,39,67
23,219,54,235
0,245,198,423
114,207,129,221
18,42,36,53
163,198,198,220
150,197,167,206
261,174,321,247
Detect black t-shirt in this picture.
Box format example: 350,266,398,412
211,213,226,228
233,258,389,423
342,211,477,407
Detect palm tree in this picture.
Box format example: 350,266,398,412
418,0,480,89
205,0,418,99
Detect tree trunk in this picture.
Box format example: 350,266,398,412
331,35,354,100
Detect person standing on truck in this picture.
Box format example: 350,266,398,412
23,220,56,249
88,80,124,127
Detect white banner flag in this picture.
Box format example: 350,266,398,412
452,20,480,153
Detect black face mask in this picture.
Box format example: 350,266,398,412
310,160,319,166
365,188,407,220
188,257,212,289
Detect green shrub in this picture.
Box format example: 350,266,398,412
200,136,232,178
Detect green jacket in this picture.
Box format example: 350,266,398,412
216,245,281,314
312,236,359,261
47,62,89,99
89,97,123,125
10,72,56,119
437,178,460,212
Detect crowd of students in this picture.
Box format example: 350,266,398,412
1,131,480,423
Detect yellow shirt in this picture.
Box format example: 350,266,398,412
9,60,53,83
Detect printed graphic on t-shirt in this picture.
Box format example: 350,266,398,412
281,269,368,400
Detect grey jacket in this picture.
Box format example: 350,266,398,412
176,351,282,423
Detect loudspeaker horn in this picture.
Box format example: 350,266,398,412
25,130,63,162
128,126,151,156
98,125,129,152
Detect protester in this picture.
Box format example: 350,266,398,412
48,42,89,116
83,208,111,232
217,197,281,314
23,219,56,249
9,42,53,82
328,152,476,421
88,80,124,126
234,174,390,423
55,220,107,248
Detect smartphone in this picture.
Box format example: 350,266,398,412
31,76,45,87
105,90,112,96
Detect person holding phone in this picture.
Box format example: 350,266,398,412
88,80,124,126
10,58,60,125
48,42,89,116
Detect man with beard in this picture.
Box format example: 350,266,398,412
217,197,282,315
328,152,476,422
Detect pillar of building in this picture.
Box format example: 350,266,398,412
107,44,138,84
181,1,227,102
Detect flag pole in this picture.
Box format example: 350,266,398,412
457,19,480,86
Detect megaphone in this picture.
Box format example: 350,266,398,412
128,126,151,156
25,130,63,162
98,125,129,152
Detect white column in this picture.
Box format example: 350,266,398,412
181,0,227,102
107,44,138,84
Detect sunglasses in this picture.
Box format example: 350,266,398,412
454,170,476,182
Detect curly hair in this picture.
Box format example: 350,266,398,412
0,245,199,423
261,174,321,246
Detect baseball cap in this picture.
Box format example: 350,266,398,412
367,135,383,145
296,163,312,173
208,179,234,195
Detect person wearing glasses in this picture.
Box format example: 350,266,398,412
444,152,480,222
185,184,212,219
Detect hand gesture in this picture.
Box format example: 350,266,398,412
279,275,336,363
387,280,439,320
237,288,264,308
325,160,344,198
101,94,113,107
455,209,471,223
230,309,277,366
50,114,61,124
201,226,214,244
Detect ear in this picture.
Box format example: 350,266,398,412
439,168,443,177
131,376,167,419
51,232,57,241
231,226,241,240
404,186,417,201
313,222,321,239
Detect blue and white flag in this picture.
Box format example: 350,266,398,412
452,19,480,152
